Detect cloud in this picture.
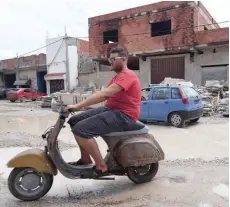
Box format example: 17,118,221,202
0,0,228,60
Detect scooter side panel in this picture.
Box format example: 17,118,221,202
114,133,165,167
7,148,58,175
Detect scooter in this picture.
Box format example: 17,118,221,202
6,98,165,201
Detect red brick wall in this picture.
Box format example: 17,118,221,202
89,1,191,24
78,39,89,53
194,1,220,31
7,59,14,69
195,28,229,44
89,5,196,57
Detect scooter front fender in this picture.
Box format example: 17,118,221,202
7,148,58,176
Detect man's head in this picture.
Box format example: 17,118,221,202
109,47,128,73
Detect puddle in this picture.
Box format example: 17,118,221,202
212,184,229,198
198,203,213,207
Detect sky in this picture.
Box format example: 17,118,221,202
0,0,229,60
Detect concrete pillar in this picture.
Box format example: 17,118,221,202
16,71,20,81
96,62,100,78
46,80,50,95
139,57,151,87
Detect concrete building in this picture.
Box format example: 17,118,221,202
45,36,93,94
79,1,229,87
0,54,47,92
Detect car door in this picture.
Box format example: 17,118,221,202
139,87,152,120
147,87,170,121
170,87,184,111
31,89,38,100
24,89,33,100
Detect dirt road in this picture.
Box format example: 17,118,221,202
0,100,228,207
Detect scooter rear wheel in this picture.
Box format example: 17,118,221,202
127,163,159,184
8,167,53,201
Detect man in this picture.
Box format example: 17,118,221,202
67,47,141,177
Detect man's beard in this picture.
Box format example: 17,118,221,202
111,67,123,73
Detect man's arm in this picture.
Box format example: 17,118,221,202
73,84,123,109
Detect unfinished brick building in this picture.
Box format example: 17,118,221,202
79,1,229,87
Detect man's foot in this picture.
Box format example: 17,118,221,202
68,159,93,166
92,165,110,178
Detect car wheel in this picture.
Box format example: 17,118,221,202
169,112,185,128
190,118,200,123
20,97,26,103
10,100,16,103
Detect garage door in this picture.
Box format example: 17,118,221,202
50,79,64,94
151,57,185,84
202,65,228,85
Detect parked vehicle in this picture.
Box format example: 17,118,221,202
139,84,203,127
6,98,165,201
7,88,46,102
0,88,7,99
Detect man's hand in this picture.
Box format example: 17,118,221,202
66,104,82,112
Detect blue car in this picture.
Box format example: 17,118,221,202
139,84,204,127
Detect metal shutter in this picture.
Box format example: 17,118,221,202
151,57,185,84
202,66,228,85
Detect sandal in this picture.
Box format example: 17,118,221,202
91,166,110,178
68,159,92,166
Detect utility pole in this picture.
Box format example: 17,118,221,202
64,28,70,92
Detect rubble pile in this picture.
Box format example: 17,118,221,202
40,94,57,108
161,78,229,117
196,80,229,117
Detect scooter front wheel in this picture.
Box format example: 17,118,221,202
8,167,53,201
127,162,159,184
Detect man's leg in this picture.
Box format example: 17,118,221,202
76,136,107,171
67,107,106,164
71,109,128,172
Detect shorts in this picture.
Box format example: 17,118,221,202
67,106,135,139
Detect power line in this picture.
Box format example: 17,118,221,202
17,37,65,58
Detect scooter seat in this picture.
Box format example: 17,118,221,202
104,120,149,137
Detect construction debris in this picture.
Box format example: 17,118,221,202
40,95,56,108
161,78,229,117
161,77,194,87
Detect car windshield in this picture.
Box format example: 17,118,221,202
182,87,199,98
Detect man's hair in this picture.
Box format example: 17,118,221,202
110,47,128,58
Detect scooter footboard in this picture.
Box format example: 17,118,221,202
7,148,57,175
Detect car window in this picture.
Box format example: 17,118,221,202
152,88,169,100
141,88,151,100
182,87,199,98
24,89,30,92
171,88,182,99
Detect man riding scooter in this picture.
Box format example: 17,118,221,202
66,47,141,178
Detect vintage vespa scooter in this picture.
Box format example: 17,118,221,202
6,98,165,201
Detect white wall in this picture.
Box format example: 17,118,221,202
46,36,66,74
46,36,79,91
68,45,78,90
